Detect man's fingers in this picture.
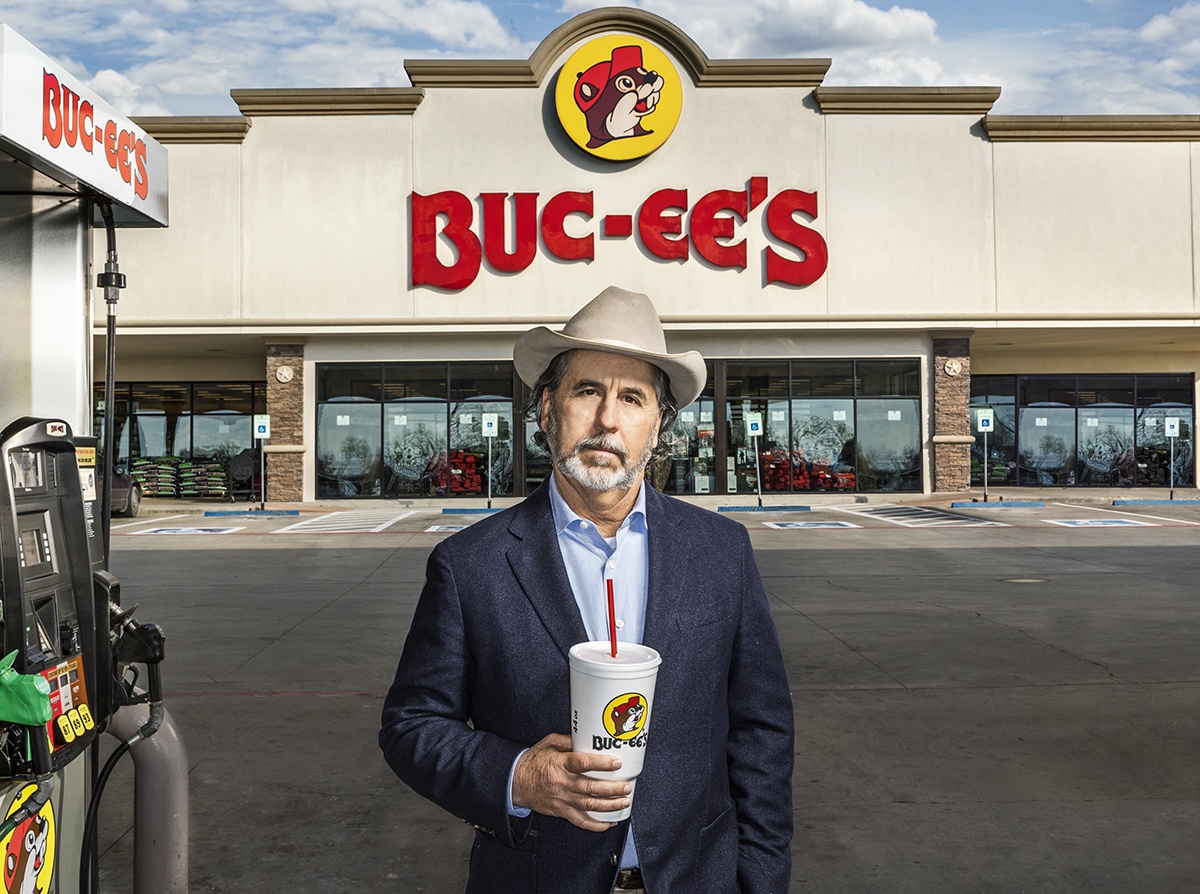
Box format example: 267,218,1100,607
562,749,622,775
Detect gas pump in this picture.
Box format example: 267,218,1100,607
0,417,166,894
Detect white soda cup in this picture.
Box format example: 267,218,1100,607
568,641,662,822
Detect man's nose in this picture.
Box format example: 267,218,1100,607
596,394,620,431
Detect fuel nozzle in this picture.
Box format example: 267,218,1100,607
0,650,52,731
110,604,166,743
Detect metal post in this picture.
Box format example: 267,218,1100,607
983,429,990,503
1170,437,1175,500
486,437,493,510
752,434,763,508
259,438,266,510
104,703,189,894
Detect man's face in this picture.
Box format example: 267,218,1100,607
542,350,662,493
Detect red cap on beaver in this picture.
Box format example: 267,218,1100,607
574,45,645,112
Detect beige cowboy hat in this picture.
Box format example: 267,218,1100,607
513,286,707,406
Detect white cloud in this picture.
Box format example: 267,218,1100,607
559,0,937,56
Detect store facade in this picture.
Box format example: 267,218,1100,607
99,8,1200,502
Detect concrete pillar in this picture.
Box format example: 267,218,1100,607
264,341,306,501
931,335,973,492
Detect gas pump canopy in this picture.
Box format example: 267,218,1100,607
0,24,167,226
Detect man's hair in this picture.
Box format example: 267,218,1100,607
522,350,681,461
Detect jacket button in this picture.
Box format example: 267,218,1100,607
610,852,619,867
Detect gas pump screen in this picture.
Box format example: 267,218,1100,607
9,449,44,492
16,513,55,579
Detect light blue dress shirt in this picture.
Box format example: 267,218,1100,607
507,473,649,870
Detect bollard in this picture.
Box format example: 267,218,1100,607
105,703,188,894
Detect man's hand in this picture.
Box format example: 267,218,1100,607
512,733,631,831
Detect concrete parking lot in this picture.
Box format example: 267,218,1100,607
97,495,1200,892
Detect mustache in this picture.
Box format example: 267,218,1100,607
572,434,629,463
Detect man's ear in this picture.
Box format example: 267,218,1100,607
539,389,552,431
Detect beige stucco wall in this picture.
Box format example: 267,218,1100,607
993,141,1196,317
115,142,242,323
240,115,413,321
823,114,997,318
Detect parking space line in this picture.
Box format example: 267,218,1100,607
272,510,417,533
112,514,188,529
1050,502,1200,526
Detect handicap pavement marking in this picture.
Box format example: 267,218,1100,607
132,526,246,535
762,521,861,529
274,510,417,534
830,504,1007,528
426,525,468,533
1047,518,1157,527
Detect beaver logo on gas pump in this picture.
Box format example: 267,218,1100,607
574,45,665,149
2,788,54,894
8,815,48,894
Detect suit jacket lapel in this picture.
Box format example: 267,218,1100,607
642,486,684,649
505,482,589,659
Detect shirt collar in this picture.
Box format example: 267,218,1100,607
548,471,648,537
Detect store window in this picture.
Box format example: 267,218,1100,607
973,374,1194,488
791,361,855,492
317,362,515,498
94,382,266,499
1136,375,1194,487
650,362,716,496
723,359,922,495
725,362,790,495
854,361,921,492
970,376,1016,485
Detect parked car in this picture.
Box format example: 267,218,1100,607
104,466,142,518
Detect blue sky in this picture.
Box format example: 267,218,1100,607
2,0,1198,116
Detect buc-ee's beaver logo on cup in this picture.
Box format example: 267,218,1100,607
2,784,55,894
601,693,650,746
555,36,683,161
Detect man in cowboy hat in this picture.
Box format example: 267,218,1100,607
380,286,794,894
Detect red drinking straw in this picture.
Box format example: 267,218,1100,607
606,578,617,658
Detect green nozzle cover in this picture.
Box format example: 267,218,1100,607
0,650,52,726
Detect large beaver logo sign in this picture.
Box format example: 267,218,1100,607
574,45,665,149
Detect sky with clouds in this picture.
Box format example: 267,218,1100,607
2,0,1198,117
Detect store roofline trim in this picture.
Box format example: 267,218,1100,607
229,87,424,116
132,116,251,144
984,115,1200,141
404,7,831,89
815,86,1002,115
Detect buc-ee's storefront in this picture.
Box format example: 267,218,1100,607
97,8,1200,503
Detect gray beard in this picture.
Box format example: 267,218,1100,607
546,417,655,494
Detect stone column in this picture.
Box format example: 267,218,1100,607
264,342,306,502
930,335,973,493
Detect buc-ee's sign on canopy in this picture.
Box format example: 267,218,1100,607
411,34,828,291
0,25,168,226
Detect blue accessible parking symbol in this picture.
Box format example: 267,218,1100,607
1048,519,1156,528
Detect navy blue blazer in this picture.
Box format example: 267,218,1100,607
380,482,794,893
